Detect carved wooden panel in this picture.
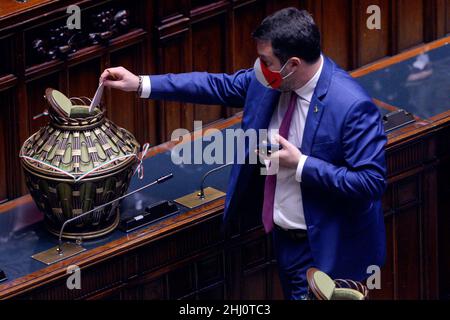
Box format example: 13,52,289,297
137,216,224,274
25,256,123,300
140,277,167,300
168,264,196,299
387,140,431,176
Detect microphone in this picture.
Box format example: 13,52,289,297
56,173,173,254
197,163,233,200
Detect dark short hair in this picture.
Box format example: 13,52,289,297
252,7,321,64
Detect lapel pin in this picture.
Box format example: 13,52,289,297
314,105,319,113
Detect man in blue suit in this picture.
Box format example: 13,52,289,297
101,8,387,300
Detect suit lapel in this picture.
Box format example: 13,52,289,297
301,56,334,155
301,97,325,155
253,88,281,130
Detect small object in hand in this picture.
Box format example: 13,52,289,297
257,141,282,156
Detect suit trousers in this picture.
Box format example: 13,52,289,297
272,226,314,300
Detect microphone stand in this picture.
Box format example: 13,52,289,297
174,163,232,209
197,162,233,199
57,173,173,254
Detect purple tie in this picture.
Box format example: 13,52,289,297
262,91,298,233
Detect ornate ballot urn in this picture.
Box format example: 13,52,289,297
20,88,140,239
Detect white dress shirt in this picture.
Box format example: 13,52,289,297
267,55,323,230
139,56,324,230
140,76,151,98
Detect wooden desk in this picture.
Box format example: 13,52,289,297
0,16,448,299
0,114,284,300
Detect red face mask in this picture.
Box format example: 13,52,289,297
254,57,294,89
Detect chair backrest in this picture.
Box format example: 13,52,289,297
306,268,369,300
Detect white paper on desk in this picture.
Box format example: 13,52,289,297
89,82,104,112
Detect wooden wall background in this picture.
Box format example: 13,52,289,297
0,0,449,203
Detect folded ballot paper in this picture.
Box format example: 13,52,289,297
89,82,104,113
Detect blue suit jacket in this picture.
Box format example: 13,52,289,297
150,56,387,281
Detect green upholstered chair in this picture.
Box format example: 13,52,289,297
306,268,369,300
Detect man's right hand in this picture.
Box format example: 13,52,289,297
99,66,140,92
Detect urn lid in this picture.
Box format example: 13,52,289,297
20,88,140,180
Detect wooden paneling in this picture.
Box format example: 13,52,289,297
396,206,422,299
232,1,265,70
395,0,425,52
26,73,60,135
191,13,226,124
437,127,450,299
0,36,14,76
370,213,395,299
242,268,268,299
225,1,267,117
354,0,390,67
266,0,302,13
68,59,101,100
447,1,450,33
157,0,189,22
157,32,192,139
316,0,352,69
109,45,143,142
0,91,10,203
140,277,166,300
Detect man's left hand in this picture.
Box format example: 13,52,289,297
270,134,302,169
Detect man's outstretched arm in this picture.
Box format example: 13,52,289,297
100,66,253,108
